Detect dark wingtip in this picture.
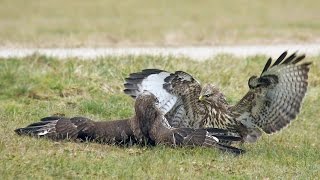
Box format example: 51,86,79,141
14,128,23,135
272,51,288,67
292,54,306,64
261,57,272,75
163,73,175,83
215,135,242,142
282,51,298,64
205,128,229,134
141,69,164,74
40,116,61,122
217,143,246,155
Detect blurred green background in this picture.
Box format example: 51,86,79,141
1,0,320,47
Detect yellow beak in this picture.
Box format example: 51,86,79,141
199,95,203,101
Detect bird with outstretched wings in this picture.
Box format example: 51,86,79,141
15,92,244,155
124,51,311,143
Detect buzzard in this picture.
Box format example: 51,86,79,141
15,92,244,154
124,51,311,142
131,91,244,154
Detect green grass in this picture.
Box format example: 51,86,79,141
0,55,319,179
1,0,320,47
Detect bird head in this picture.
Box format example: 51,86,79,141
137,90,159,106
248,75,258,89
199,84,222,103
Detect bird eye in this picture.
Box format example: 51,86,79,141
205,94,211,97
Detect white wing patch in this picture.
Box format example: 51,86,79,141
206,131,219,142
140,72,178,114
38,130,49,136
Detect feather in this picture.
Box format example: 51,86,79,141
282,52,297,64
234,51,311,134
123,69,178,114
272,51,287,67
15,117,135,144
292,54,306,64
261,58,272,75
133,91,244,154
123,51,311,145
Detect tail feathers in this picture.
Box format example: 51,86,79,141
213,135,242,142
184,129,212,145
175,129,245,155
203,132,245,155
204,127,229,134
213,142,246,155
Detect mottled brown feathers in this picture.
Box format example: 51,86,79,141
123,51,311,143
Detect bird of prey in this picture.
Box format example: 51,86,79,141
124,51,311,143
131,91,244,154
15,92,244,154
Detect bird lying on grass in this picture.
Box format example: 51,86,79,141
15,91,244,155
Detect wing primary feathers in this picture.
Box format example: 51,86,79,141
272,51,288,67
124,69,166,85
40,116,61,121
282,52,297,64
124,77,143,84
292,54,306,64
123,89,138,98
123,83,139,89
15,119,57,136
234,51,311,135
261,58,272,75
141,69,164,74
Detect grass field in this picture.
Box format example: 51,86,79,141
0,54,319,179
1,0,320,47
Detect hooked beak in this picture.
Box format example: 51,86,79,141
199,95,203,101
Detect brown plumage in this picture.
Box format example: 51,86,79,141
15,92,244,154
130,91,244,154
15,117,135,145
124,51,311,143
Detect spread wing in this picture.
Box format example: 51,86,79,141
124,69,202,128
231,51,311,134
15,116,93,140
15,116,134,144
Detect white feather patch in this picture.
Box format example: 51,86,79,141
38,130,49,136
141,72,178,114
206,131,219,143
